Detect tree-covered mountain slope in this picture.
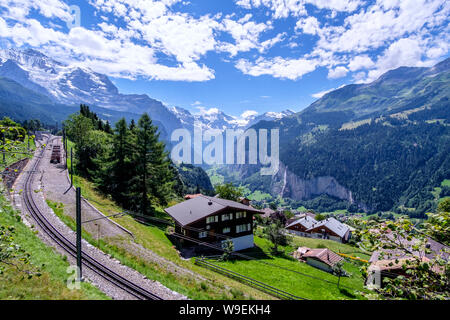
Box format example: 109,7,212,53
226,58,450,217
301,57,450,124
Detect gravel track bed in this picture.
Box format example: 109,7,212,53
11,135,187,300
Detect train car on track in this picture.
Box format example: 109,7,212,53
50,145,61,164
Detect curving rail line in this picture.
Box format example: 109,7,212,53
22,135,162,300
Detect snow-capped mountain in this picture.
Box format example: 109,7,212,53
169,106,295,131
0,48,182,133
0,48,294,134
170,106,237,131
246,110,295,128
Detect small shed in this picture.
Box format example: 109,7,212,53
302,248,344,273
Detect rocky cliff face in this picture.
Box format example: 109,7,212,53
270,162,355,204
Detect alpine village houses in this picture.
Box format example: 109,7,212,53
164,195,263,251
286,216,352,243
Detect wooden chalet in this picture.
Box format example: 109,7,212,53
286,216,317,237
165,195,263,251
286,217,351,243
306,218,352,243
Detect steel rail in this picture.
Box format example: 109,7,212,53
22,136,162,300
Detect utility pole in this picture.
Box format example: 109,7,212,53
64,132,68,170
76,187,82,282
95,223,100,247
70,147,73,187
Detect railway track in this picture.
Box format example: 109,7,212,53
22,135,162,300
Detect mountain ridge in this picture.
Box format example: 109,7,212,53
222,57,450,215
0,48,296,134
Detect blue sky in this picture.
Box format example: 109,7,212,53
0,0,449,119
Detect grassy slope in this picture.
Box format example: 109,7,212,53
211,236,368,300
0,193,108,300
62,139,369,300
61,172,370,300
1,135,35,169
49,171,272,300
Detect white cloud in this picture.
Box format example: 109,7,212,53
235,0,307,19
0,16,215,81
425,40,449,60
366,37,428,82
348,55,375,71
236,56,317,80
304,0,361,12
316,0,449,54
235,0,361,18
327,66,348,79
218,16,274,56
0,0,217,81
295,16,320,35
0,0,72,21
195,106,221,116
259,32,286,53
131,14,220,64
0,0,448,85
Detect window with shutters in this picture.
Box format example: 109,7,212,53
221,213,233,221
206,215,218,224
236,223,252,233
236,212,247,219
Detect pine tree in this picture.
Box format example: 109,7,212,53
104,121,113,134
128,113,173,216
129,119,136,131
97,119,104,131
110,118,134,206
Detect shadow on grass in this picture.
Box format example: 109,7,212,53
339,287,357,299
233,245,273,260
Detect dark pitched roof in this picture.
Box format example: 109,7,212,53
286,216,318,229
164,195,263,226
307,217,350,238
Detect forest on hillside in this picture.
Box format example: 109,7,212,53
281,119,450,217
64,105,212,215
